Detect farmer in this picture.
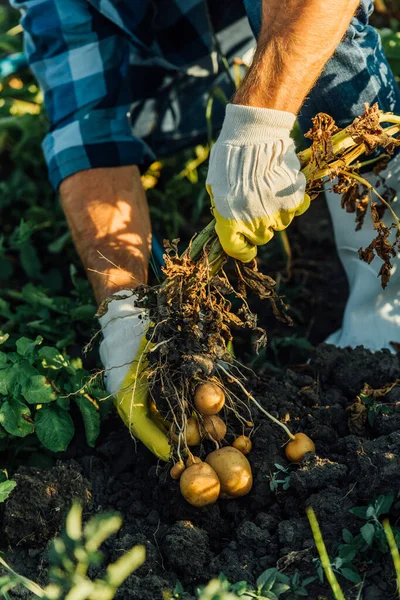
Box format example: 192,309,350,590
11,1,400,453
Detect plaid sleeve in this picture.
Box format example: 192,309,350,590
11,0,155,190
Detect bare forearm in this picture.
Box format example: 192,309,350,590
234,0,360,112
60,166,151,304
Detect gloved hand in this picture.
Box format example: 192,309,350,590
99,290,171,460
206,104,310,262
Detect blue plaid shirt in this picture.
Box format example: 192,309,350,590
11,0,253,190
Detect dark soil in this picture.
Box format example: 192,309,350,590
3,343,400,600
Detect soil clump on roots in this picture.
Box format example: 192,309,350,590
2,344,400,600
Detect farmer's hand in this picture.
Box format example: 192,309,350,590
206,104,309,263
99,290,171,460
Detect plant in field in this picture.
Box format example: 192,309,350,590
348,493,398,554
111,102,400,505
0,501,145,600
171,569,316,600
266,463,291,493
0,333,108,453
0,470,16,503
357,380,399,425
310,495,400,596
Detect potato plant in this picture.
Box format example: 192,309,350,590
0,333,107,453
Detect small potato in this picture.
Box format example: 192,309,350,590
170,460,185,480
285,433,315,463
194,383,225,415
170,417,202,447
206,446,252,499
232,435,252,455
186,455,202,468
186,417,202,446
180,462,221,507
202,415,227,442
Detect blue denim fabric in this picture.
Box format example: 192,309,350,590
243,0,400,133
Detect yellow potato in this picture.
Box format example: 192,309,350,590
285,433,315,463
202,415,227,442
170,460,185,480
180,462,221,507
186,417,202,446
205,446,252,499
232,435,252,455
194,383,225,415
170,416,202,447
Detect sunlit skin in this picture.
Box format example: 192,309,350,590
60,1,359,305
60,165,151,304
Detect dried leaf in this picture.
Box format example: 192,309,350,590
304,112,339,167
346,397,367,435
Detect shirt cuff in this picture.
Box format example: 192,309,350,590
42,112,156,190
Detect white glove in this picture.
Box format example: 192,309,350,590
99,290,149,395
99,290,171,460
206,103,310,262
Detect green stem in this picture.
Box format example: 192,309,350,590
175,111,400,288
306,507,346,600
383,519,400,599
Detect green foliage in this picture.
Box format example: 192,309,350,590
379,28,400,80
170,570,316,600
0,470,16,503
359,392,394,425
0,334,106,452
0,501,146,600
315,494,400,587
266,464,291,493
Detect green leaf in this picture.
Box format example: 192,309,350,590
75,396,100,447
275,573,290,585
302,576,317,586
0,400,34,437
349,506,368,519
340,568,361,584
22,375,56,404
38,346,69,370
271,583,291,596
35,406,74,452
376,494,394,517
360,522,375,545
0,367,16,395
19,241,41,279
230,581,248,594
0,353,7,369
56,397,70,410
366,505,375,519
16,336,42,357
338,545,357,561
342,528,353,543
0,480,16,503
256,569,277,593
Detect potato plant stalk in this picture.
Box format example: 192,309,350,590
306,506,346,600
382,518,400,599
184,111,400,274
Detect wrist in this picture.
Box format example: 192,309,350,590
219,104,296,145
233,41,308,113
